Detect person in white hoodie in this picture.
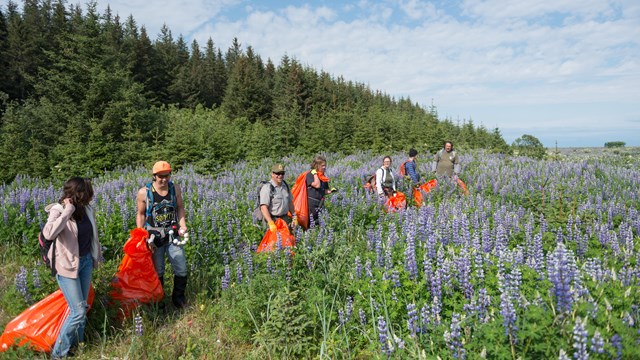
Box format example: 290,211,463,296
375,156,397,199
43,177,102,359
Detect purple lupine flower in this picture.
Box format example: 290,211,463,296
476,288,491,323
359,308,367,325
610,334,622,360
426,232,437,260
243,244,253,278
407,303,418,336
532,233,545,276
221,265,230,290
430,295,442,325
236,262,243,284
590,330,604,354
355,256,363,279
15,266,31,304
377,316,393,356
506,266,522,307
338,309,346,326
134,313,144,336
500,291,518,343
345,296,353,322
385,246,393,271
420,303,431,329
444,313,466,359
265,255,273,274
481,222,492,253
32,268,41,289
494,224,508,256
572,317,588,360
375,234,384,268
391,270,401,288
555,226,564,245
387,221,398,248
431,265,442,302
423,255,433,284
559,349,570,360
404,234,418,281
548,243,577,316
456,249,473,299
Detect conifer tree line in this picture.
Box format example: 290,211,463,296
0,0,510,183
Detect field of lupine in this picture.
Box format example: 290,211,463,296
0,148,639,359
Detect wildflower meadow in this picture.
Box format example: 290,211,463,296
0,148,639,359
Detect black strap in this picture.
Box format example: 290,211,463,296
50,240,58,276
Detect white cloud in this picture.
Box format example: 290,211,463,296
43,0,640,146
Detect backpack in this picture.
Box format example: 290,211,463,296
38,230,57,276
398,160,409,177
436,149,456,161
363,174,376,191
144,181,176,225
252,180,289,225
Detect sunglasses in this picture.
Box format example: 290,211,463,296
156,174,171,179
273,172,285,176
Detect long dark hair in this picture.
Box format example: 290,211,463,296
59,177,94,221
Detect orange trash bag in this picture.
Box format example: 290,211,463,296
385,191,407,212
291,171,310,229
0,285,95,353
457,178,470,196
414,179,438,207
109,228,164,318
257,218,296,253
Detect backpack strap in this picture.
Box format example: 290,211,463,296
145,182,153,218
145,181,176,220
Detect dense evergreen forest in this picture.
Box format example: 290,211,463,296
0,0,510,183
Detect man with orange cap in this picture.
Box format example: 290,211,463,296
136,161,189,308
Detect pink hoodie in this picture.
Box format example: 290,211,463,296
42,203,102,278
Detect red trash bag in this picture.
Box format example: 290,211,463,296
257,218,296,253
291,171,310,229
109,228,164,318
0,285,95,353
385,191,407,213
414,179,438,207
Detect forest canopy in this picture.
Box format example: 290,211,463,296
0,0,510,183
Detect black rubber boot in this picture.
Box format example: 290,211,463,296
158,274,164,287
172,275,188,308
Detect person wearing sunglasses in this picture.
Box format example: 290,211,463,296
136,161,189,309
259,163,296,232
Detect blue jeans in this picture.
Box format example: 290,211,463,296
52,253,93,358
152,243,187,277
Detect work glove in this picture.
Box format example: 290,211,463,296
311,169,317,175
330,187,337,193
268,220,277,233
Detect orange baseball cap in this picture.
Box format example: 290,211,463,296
152,161,171,175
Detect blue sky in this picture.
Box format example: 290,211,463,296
50,1,640,146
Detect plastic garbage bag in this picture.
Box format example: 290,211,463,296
291,171,310,230
109,227,164,318
0,285,95,353
257,218,296,253
385,191,407,212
